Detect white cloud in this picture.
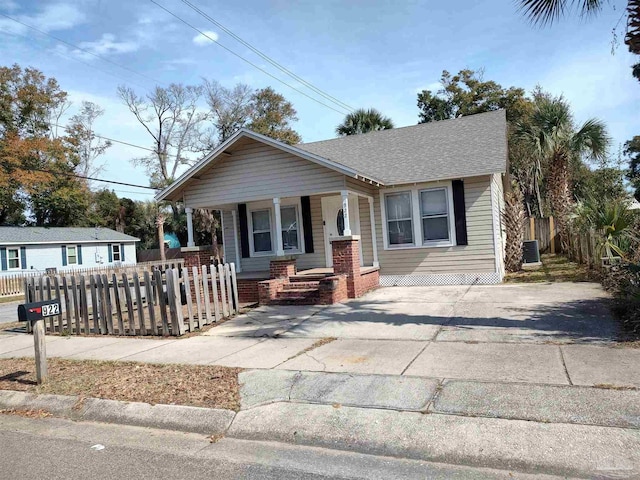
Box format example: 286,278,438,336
192,30,219,46
0,3,86,35
77,33,140,56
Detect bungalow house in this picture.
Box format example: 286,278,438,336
156,110,507,304
0,227,139,275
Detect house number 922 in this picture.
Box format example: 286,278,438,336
41,304,60,317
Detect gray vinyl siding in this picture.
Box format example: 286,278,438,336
491,173,506,277
221,210,237,266
358,196,374,266
345,176,377,197
374,175,496,275
184,139,347,208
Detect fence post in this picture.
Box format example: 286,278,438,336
549,216,556,254
230,263,239,312
529,217,535,241
201,265,212,324
166,269,185,336
218,264,229,318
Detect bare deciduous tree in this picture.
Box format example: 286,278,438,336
66,101,112,185
118,83,208,189
203,79,253,145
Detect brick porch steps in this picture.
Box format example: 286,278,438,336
290,274,332,283
272,282,321,305
282,281,321,290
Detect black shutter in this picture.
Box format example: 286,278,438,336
452,180,468,246
0,247,6,271
61,246,67,266
237,204,250,258
20,247,26,270
300,196,314,254
108,244,113,263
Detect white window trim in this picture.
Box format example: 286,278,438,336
66,245,78,265
380,181,457,251
418,186,456,248
7,247,21,270
382,190,415,248
246,198,305,258
111,244,121,262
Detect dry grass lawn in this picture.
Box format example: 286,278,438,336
505,254,594,283
0,358,241,411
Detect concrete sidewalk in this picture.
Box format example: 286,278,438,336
2,330,640,387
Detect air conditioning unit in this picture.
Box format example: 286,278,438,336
523,240,540,264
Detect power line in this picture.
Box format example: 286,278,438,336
0,13,162,89
31,168,159,190
149,0,350,115
181,0,355,112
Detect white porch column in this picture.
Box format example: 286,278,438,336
231,209,242,272
185,207,195,247
368,197,379,267
341,190,352,236
273,197,284,256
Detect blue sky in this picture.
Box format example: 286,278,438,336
0,0,638,200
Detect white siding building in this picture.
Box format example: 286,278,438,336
0,227,138,276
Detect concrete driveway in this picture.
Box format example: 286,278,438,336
206,282,638,387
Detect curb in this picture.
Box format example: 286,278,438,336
0,390,235,436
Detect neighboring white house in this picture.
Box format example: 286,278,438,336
0,227,139,276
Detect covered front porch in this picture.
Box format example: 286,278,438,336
181,189,381,305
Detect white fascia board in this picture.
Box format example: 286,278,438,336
155,129,385,202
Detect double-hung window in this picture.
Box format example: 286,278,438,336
383,184,455,249
420,188,451,244
385,192,414,246
7,248,20,270
251,210,273,254
280,205,299,252
112,244,121,262
67,245,78,265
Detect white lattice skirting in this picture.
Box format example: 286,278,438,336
380,272,502,287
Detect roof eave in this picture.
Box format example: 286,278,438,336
155,129,385,202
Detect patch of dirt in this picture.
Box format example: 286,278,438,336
342,356,367,364
0,358,241,411
593,383,639,391
283,337,337,362
0,408,52,418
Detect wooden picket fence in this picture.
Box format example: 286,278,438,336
22,263,239,337
1,259,184,298
526,216,607,270
524,216,559,254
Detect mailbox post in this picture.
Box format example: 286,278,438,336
18,300,61,384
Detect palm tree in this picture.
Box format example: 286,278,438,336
517,95,609,251
519,1,640,81
335,108,394,136
519,0,605,25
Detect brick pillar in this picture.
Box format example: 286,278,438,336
181,246,212,302
331,236,361,298
270,258,297,279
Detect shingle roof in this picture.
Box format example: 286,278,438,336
0,227,139,245
297,109,507,185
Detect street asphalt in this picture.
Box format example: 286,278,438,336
1,415,562,480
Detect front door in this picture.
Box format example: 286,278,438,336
321,194,362,267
